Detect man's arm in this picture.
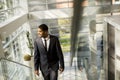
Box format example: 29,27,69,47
56,37,64,72
34,40,40,75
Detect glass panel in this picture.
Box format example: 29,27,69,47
0,0,4,10
28,0,46,4
0,59,33,80
111,4,120,13
0,61,4,80
29,4,47,11
48,2,73,9
58,55,88,80
0,0,26,23
0,7,23,23
6,0,13,8
2,22,33,63
28,0,73,11
30,18,71,53
95,0,112,5
47,0,73,3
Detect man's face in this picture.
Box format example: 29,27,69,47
37,28,47,38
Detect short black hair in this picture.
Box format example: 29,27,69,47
38,24,48,31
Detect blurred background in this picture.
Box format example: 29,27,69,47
0,0,120,80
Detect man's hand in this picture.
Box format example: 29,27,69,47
35,70,39,76
59,67,64,74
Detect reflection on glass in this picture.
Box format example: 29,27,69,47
0,59,33,80
28,0,73,11
0,0,23,23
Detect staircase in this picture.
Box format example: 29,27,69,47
0,58,33,80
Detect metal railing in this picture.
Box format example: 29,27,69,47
0,58,33,80
0,54,104,80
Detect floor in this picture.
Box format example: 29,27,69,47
37,52,105,80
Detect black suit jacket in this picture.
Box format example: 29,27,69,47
34,35,64,76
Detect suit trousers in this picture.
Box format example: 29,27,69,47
43,68,58,80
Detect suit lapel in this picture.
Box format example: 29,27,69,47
48,35,52,52
37,37,46,51
37,35,52,52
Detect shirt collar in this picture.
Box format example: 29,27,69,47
42,35,50,40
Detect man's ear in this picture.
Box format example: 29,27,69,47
45,31,48,34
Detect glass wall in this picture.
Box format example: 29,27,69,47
0,58,33,80
2,22,32,62
71,0,120,80
0,0,19,23
29,18,71,53
28,0,73,12
0,0,28,23
1,0,120,80
0,22,33,80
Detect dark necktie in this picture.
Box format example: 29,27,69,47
44,38,47,51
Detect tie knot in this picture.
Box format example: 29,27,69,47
44,38,46,41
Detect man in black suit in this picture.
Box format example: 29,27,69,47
34,24,64,80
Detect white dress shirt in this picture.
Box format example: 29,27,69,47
41,35,50,51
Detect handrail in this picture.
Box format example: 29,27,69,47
0,58,32,69
3,29,24,49
0,57,34,80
